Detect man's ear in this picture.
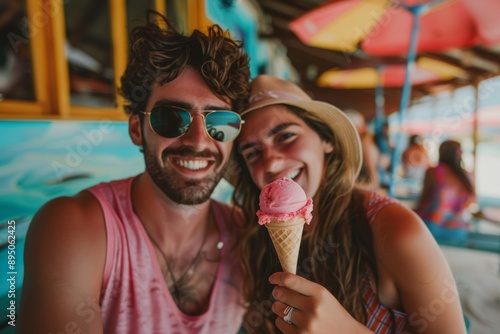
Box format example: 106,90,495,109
129,114,143,146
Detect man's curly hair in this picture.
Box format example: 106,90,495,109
119,11,251,116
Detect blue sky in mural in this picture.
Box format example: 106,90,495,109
0,120,145,225
0,120,145,319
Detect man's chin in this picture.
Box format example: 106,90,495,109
167,181,216,205
171,191,212,205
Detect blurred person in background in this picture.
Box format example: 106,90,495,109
401,134,430,180
416,140,475,243
374,119,393,190
344,109,381,192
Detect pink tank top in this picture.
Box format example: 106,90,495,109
88,177,245,333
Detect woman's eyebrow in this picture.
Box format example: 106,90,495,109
269,122,296,136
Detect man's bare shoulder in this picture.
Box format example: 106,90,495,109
24,189,107,273
27,190,105,241
19,191,107,332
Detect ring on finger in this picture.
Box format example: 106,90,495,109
283,306,294,325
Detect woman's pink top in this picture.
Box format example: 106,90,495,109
88,177,245,333
417,163,473,229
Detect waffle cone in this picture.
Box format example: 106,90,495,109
266,217,305,274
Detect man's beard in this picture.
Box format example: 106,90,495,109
143,144,226,205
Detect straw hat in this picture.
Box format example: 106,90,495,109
241,75,362,177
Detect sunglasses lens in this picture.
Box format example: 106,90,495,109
205,111,242,142
148,107,242,142
149,106,191,138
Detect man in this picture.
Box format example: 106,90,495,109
18,12,250,333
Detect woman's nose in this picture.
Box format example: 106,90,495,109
262,147,284,173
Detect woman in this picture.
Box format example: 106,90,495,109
416,140,475,243
231,75,466,333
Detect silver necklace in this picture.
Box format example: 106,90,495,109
141,218,224,304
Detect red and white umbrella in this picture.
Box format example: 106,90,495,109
290,0,500,55
290,0,500,196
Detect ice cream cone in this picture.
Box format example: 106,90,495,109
257,177,313,274
266,217,305,274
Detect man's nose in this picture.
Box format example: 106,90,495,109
180,114,211,150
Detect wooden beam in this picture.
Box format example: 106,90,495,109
470,46,500,67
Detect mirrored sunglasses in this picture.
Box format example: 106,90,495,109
139,105,244,142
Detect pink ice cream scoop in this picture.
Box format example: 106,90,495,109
257,177,313,225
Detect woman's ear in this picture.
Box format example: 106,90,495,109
323,141,334,154
129,114,143,146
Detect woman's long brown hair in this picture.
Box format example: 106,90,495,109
232,106,377,333
438,140,474,194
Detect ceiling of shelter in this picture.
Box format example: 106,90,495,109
251,0,500,120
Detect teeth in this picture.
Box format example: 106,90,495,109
287,170,299,179
177,160,208,170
